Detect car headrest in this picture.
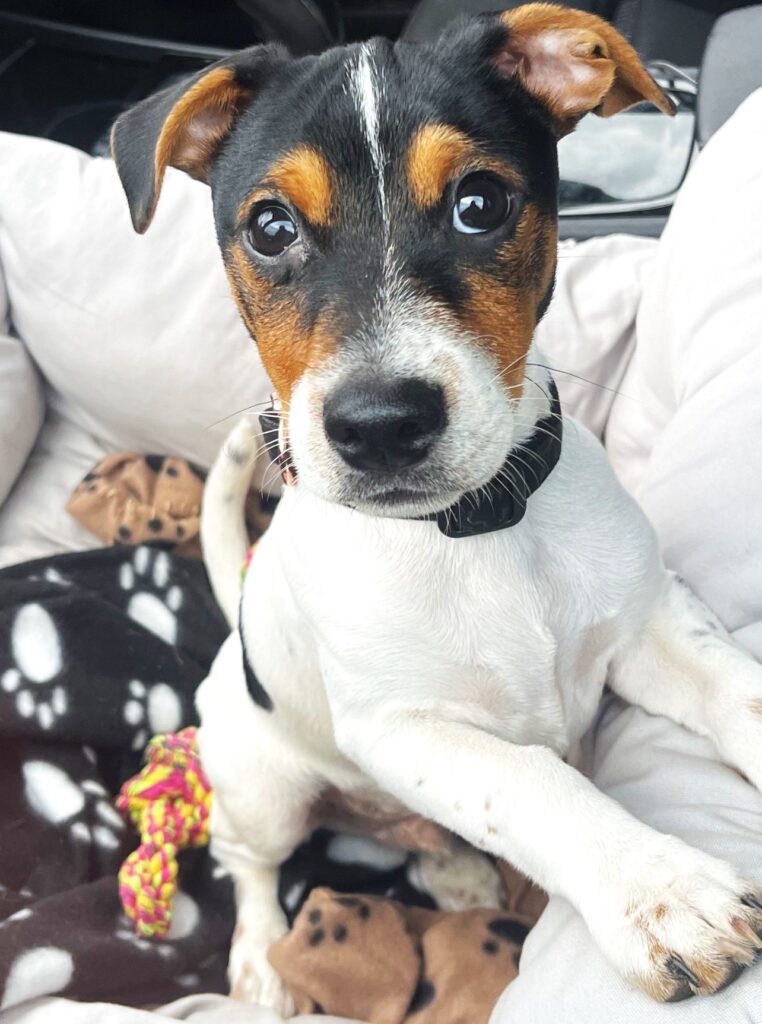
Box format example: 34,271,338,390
697,5,762,148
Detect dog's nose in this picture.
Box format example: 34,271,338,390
324,378,446,471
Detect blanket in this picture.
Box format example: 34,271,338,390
0,545,538,1020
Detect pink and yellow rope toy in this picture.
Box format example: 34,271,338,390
116,727,211,938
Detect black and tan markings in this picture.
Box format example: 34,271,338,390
111,6,672,403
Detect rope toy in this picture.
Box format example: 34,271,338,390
116,727,211,938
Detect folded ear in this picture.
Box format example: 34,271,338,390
493,3,675,136
111,45,285,233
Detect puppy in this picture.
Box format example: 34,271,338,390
112,4,762,1010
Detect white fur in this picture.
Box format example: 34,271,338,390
198,378,762,1009
352,43,386,222
201,418,259,626
289,292,538,520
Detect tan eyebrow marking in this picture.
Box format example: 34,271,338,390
238,145,335,227
406,123,525,209
224,241,338,404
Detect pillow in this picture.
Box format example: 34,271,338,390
0,132,271,470
0,132,271,565
535,235,656,439
606,88,762,657
0,259,44,506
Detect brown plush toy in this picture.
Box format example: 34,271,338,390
67,452,272,556
269,862,545,1023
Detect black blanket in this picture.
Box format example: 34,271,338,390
0,546,434,1012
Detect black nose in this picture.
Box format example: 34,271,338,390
324,378,447,471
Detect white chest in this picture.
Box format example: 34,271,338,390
263,422,660,753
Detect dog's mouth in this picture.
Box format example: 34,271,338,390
352,485,446,517
335,466,498,520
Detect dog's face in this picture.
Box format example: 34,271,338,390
112,4,672,518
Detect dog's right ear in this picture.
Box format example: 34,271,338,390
111,45,285,233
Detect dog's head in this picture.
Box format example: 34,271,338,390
112,3,673,518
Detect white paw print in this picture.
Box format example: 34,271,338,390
123,678,183,750
22,760,125,850
119,547,184,645
1,604,68,730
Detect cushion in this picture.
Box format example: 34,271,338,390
0,259,44,507
0,133,271,566
606,88,762,658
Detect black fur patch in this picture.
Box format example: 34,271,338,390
210,23,559,346
239,617,274,711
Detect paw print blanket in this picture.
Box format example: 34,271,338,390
0,546,540,1020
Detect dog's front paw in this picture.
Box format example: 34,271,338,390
591,843,762,1001
229,927,295,1016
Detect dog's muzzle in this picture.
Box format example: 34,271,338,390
323,377,447,473
260,378,562,540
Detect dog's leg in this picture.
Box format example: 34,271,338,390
610,572,762,793
198,634,321,1015
208,763,315,1016
335,711,762,1001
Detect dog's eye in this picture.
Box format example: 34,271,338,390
453,174,511,234
248,203,298,256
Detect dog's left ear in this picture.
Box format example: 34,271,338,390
111,45,285,233
492,3,675,136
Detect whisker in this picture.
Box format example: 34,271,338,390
206,398,278,430
526,362,637,402
485,349,530,388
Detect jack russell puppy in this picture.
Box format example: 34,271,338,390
111,4,762,1011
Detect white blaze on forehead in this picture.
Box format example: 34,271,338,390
352,42,387,222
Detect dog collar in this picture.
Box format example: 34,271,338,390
259,378,562,540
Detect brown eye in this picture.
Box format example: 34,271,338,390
248,203,298,256
453,173,511,234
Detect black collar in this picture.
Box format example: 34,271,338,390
418,377,562,538
259,378,562,540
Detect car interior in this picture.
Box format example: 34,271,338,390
0,0,760,240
